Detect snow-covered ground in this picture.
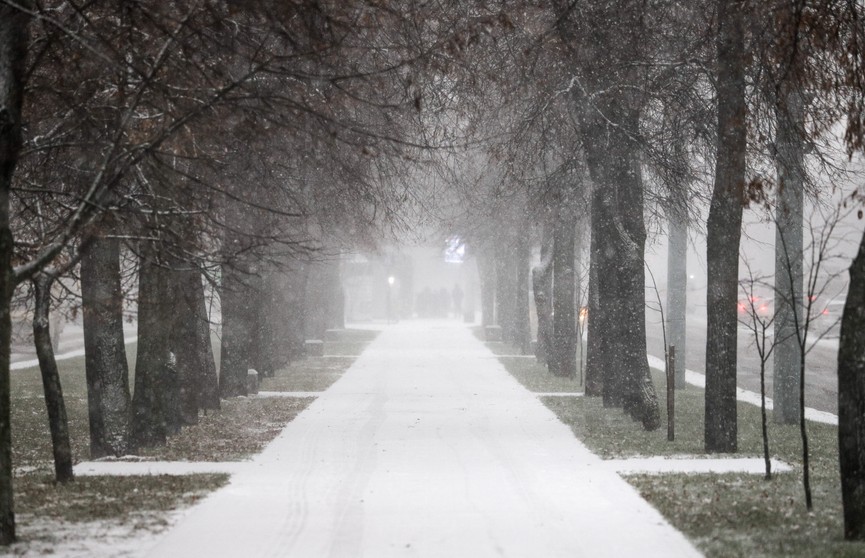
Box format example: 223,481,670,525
646,354,839,425
10,322,137,370
141,321,701,558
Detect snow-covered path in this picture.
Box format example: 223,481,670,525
146,321,701,558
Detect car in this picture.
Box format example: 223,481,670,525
737,294,773,318
814,298,845,338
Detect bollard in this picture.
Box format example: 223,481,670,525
247,369,259,395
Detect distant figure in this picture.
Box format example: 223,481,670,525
417,287,433,318
452,283,464,317
437,288,449,317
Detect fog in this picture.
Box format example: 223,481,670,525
5,1,865,555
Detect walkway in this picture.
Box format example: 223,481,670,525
146,321,701,558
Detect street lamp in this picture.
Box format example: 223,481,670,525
386,276,395,323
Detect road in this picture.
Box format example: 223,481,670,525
645,311,840,415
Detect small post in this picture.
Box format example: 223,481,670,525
667,345,676,442
247,369,259,395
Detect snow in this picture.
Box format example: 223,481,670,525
74,461,246,476
144,321,701,558
645,354,839,425
607,456,791,475
256,391,323,398
10,323,137,371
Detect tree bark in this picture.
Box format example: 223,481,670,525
550,208,576,378
532,220,554,364
32,273,73,483
478,251,496,328
514,217,532,354
81,235,131,458
304,261,328,341
194,272,220,410
0,2,29,544
131,247,180,449
582,100,660,429
773,87,805,425
172,267,215,422
324,260,344,330
495,238,517,343
839,228,865,539
219,261,251,397
285,264,309,360
705,0,747,453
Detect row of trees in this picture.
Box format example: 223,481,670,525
0,0,504,545
4,0,865,546
431,0,865,539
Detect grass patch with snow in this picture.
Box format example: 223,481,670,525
5,473,226,556
7,327,377,553
492,338,860,557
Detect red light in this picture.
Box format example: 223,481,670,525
822,309,829,315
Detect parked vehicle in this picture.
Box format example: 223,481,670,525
814,298,845,338
737,294,773,318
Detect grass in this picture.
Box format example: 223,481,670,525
14,473,228,523
324,327,379,357
490,336,863,558
136,397,314,462
6,327,378,553
5,473,228,553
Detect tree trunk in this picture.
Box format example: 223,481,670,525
705,0,746,453
550,209,576,378
584,243,604,396
32,273,73,483
478,251,496,328
773,87,805,425
839,228,865,539
532,220,554,364
514,217,532,354
0,2,29,544
172,267,214,422
193,271,220,410
0,228,13,545
131,247,180,449
495,238,517,343
324,260,344,330
81,235,131,458
581,99,660,430
593,177,625,407
666,210,688,389
574,222,585,380
219,262,251,397
303,261,327,341
285,264,309,360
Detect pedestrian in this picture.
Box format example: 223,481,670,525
452,283,463,317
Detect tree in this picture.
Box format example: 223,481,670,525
840,227,865,538
704,0,748,453
80,232,132,458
